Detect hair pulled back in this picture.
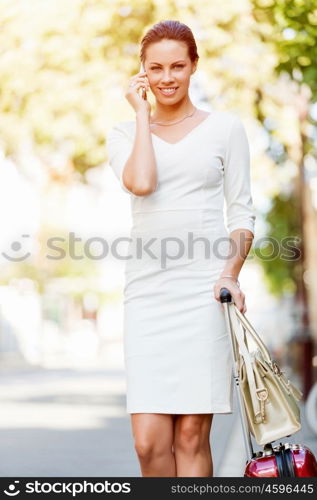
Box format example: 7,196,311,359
140,20,199,65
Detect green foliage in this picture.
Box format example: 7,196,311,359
253,0,317,99
254,190,302,297
0,0,164,180
0,0,284,180
251,0,317,297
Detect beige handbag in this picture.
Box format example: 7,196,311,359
227,302,303,446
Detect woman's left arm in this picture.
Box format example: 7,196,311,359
214,228,254,313
214,115,256,313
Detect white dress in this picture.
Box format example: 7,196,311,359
107,110,256,414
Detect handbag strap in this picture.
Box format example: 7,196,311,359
233,305,272,364
229,304,268,424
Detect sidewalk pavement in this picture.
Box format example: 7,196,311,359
0,360,316,477
0,362,236,477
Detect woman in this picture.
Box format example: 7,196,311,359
107,20,256,477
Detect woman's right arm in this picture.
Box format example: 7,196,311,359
122,108,158,196
108,70,157,196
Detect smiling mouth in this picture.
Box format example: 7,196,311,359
158,87,178,95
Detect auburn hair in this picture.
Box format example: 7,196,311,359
140,20,199,65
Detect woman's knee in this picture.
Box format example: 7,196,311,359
134,438,160,461
132,414,174,461
174,415,212,454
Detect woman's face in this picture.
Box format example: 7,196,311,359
144,39,197,103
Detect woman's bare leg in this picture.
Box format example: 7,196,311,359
173,414,213,477
131,413,177,477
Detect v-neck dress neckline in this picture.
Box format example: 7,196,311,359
150,112,212,146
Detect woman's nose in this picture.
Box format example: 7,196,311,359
161,73,174,83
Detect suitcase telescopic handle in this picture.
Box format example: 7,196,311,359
219,285,256,462
220,287,232,303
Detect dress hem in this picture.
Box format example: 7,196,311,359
127,408,234,415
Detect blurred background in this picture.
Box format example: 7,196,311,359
0,0,317,477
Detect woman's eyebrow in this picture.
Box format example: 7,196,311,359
149,60,186,65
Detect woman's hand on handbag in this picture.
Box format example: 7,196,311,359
125,71,151,117
213,277,246,314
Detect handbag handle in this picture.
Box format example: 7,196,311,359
220,287,272,364
228,304,268,424
220,288,273,423
233,305,272,365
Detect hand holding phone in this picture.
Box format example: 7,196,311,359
140,63,147,100
125,63,151,116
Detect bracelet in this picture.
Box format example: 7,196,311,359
219,274,240,287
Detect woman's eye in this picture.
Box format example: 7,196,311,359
150,65,184,70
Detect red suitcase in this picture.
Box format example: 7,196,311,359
220,287,317,478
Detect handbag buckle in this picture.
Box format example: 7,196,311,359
256,388,268,401
255,388,268,424
272,361,282,375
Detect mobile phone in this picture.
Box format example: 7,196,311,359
139,63,147,100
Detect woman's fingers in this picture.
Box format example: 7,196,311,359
126,81,149,96
133,76,149,84
127,78,150,93
235,295,247,314
214,282,246,314
130,74,149,85
128,81,150,94
214,281,240,301
125,73,152,115
231,289,245,313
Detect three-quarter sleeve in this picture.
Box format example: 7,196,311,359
223,115,256,236
107,122,133,194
